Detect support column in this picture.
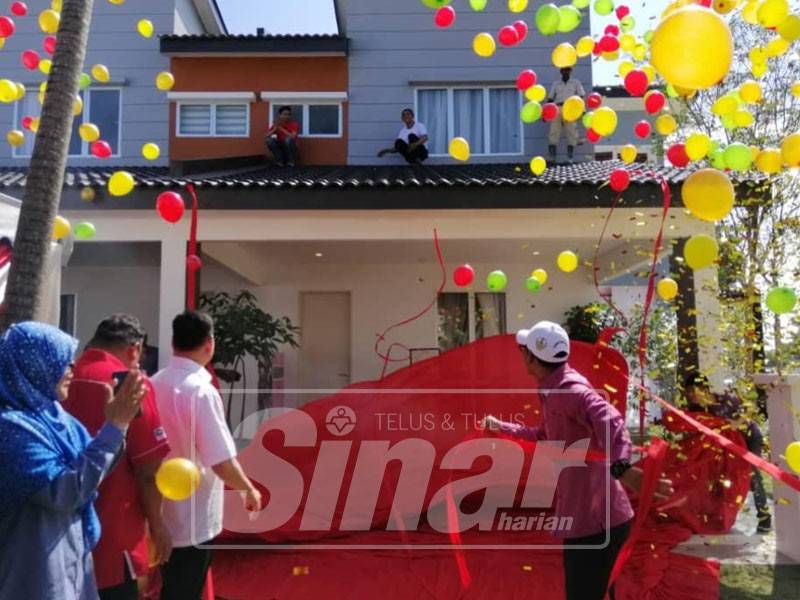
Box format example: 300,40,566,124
158,233,186,369
671,238,699,385
694,261,725,390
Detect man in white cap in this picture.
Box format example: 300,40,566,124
484,320,673,600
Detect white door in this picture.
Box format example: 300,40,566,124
299,292,351,403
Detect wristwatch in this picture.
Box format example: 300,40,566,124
610,460,632,479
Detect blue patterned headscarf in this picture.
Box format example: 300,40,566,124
0,322,100,550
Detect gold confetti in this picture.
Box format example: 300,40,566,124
778,497,792,505
522,565,533,572
293,566,310,576
603,383,618,393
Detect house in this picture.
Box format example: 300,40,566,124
0,0,724,417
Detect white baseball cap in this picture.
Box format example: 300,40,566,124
516,320,570,363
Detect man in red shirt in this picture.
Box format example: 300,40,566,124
64,314,171,600
265,105,300,166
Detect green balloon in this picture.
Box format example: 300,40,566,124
79,73,92,90
420,0,451,8
723,142,752,171
520,101,542,123
74,222,96,240
710,149,727,170
535,4,561,35
582,110,594,128
572,0,590,7
643,29,654,43
766,287,797,314
469,0,488,10
620,15,635,32
526,277,542,293
487,270,508,291
708,139,720,155
594,0,614,16
557,5,582,32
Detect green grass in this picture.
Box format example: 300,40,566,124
720,564,800,599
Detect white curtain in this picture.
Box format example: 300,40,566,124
475,292,507,339
454,88,484,154
417,89,447,154
489,88,520,154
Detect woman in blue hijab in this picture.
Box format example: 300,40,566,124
0,322,145,599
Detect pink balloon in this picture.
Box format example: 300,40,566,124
542,103,559,122
609,168,630,193
0,16,15,38
186,254,203,271
516,69,537,91
615,5,630,19
512,20,528,42
666,143,689,168
10,1,26,16
43,35,56,55
634,120,651,139
586,92,603,109
624,70,649,97
598,35,619,53
604,24,620,36
434,6,455,28
453,264,475,287
90,140,112,159
21,49,39,71
21,115,32,130
644,91,666,115
497,25,519,47
156,191,186,224
586,128,601,143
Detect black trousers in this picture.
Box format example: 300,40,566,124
745,426,770,520
159,544,213,600
98,561,137,600
563,520,631,600
394,134,429,164
266,136,298,164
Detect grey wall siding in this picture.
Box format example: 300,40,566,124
175,0,205,34
0,0,174,168
341,0,592,165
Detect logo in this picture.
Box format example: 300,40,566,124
535,336,548,351
153,426,167,442
325,405,356,436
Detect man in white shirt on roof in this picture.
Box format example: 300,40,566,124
377,108,429,164
151,310,262,600
547,67,586,163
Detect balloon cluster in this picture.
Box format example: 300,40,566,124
451,255,575,293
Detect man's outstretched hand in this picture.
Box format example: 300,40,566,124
619,466,674,502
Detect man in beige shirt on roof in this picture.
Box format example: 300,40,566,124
547,67,586,163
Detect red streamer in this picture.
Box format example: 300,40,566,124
186,184,199,310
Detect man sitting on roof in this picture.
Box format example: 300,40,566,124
377,108,429,164
266,106,300,167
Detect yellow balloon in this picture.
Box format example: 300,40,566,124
682,168,734,222
755,148,783,174
472,33,496,58
552,43,578,68
52,215,70,240
557,250,579,273
781,132,800,166
38,9,60,34
739,80,762,103
137,19,154,38
786,441,800,474
108,0,126,4
792,82,800,97
674,85,697,99
449,137,470,161
562,96,585,122
529,156,546,176
51,0,62,9
525,84,546,102
155,458,200,501
750,145,761,161
757,0,789,27
79,123,100,143
657,278,679,301
620,144,637,164
38,59,52,75
142,142,161,161
108,171,135,197
591,106,618,136
632,43,648,61
601,50,620,62
73,94,83,117
619,33,636,52
777,14,800,41
655,114,677,136
766,36,790,57
618,60,635,78
685,132,710,160
713,0,741,14
576,36,595,57
742,0,760,23
6,129,24,147
0,79,17,103
651,6,732,90
733,109,754,128
14,83,25,101
532,268,548,284
749,46,768,65
641,64,656,84
751,61,768,79
508,0,528,12
683,234,719,270
80,186,96,202
92,64,110,83
29,117,39,133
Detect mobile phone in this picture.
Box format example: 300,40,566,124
112,370,142,417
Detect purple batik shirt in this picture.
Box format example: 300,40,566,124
499,363,634,538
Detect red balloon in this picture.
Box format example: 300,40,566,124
0,16,15,38
644,90,666,114
586,92,603,109
21,49,39,71
43,35,56,55
498,25,520,47
186,254,203,271
604,24,620,36
609,168,630,193
541,103,559,122
434,6,455,28
634,120,651,139
615,5,630,19
10,2,26,16
21,115,32,130
453,264,475,287
698,0,712,5
624,70,649,96
516,69,537,91
156,191,186,224
586,128,601,143
512,20,528,42
598,35,620,53
90,140,112,159
666,143,690,167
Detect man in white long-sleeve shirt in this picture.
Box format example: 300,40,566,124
547,67,586,162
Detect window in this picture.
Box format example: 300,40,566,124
416,87,523,156
59,294,76,336
270,103,342,137
177,103,249,137
14,88,122,157
437,292,507,351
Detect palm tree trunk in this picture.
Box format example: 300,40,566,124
1,0,94,328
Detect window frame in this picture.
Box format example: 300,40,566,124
12,86,124,158
437,291,507,349
267,101,343,139
176,101,251,138
414,85,525,158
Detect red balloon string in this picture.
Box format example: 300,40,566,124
186,184,199,310
374,228,446,378
592,191,629,325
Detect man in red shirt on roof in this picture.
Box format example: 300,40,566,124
64,314,172,600
266,105,300,167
